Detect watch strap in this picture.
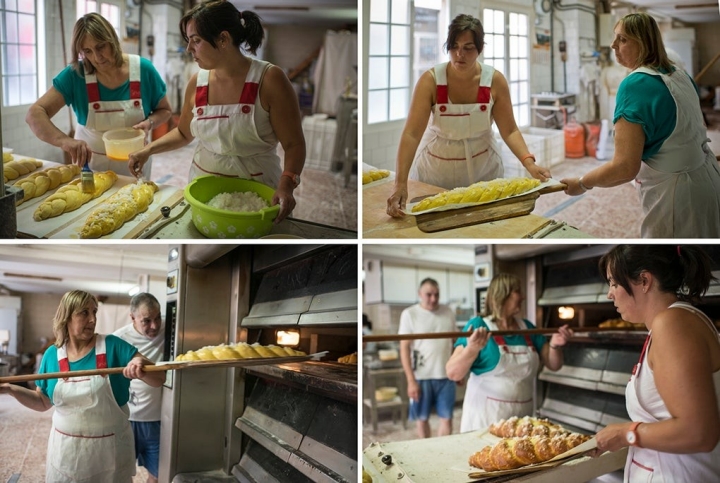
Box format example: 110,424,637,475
628,421,642,447
281,170,300,187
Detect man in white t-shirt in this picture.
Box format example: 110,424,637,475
113,293,164,483
399,278,457,438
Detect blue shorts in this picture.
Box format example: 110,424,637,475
131,421,160,477
408,378,456,421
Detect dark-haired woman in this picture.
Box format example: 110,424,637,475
561,13,720,238
386,14,549,217
26,13,172,177
128,0,305,222
594,245,720,482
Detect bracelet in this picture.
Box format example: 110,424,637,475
549,343,563,350
578,176,592,192
521,153,536,165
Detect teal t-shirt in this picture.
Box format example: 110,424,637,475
613,68,698,160
454,317,546,376
53,57,167,126
36,335,139,406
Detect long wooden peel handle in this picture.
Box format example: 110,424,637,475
363,326,637,342
538,183,568,194
0,363,172,385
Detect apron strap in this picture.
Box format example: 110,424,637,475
523,335,536,352
95,334,108,370
195,69,210,107
632,332,652,378
492,335,509,353
128,54,141,100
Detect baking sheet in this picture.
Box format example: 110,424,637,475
406,178,563,216
362,162,395,188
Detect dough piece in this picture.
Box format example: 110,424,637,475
33,171,118,221
3,159,43,182
79,180,158,238
12,164,81,205
212,345,240,360
268,345,289,357
232,343,263,359
3,152,13,163
251,344,276,358
362,169,390,184
282,347,306,357
195,348,217,361
411,177,541,213
338,352,358,364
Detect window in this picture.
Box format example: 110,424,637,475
367,0,411,124
413,1,442,87
482,8,530,127
1,0,38,107
77,0,120,34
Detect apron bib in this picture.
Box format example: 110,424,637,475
624,302,720,483
47,335,135,483
632,67,720,238
460,318,540,433
189,59,281,188
75,55,149,178
410,62,503,190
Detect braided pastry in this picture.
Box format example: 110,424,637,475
175,342,306,361
33,171,118,221
78,181,158,238
411,177,541,213
3,159,43,183
362,169,390,185
469,433,590,472
3,151,13,163
12,164,81,205
489,416,569,438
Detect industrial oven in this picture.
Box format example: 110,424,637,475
159,244,358,483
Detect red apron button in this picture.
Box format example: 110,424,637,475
439,105,447,112
481,105,487,111
93,103,100,110
197,108,204,115
134,100,140,107
242,105,251,114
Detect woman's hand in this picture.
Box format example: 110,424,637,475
123,357,147,380
467,327,491,352
525,162,551,182
60,138,93,167
549,324,574,348
0,383,11,395
593,422,631,455
132,118,154,139
560,177,586,196
272,177,296,223
128,148,151,179
386,185,408,218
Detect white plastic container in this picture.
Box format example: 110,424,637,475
102,128,145,161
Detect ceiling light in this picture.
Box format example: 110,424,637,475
128,285,141,296
3,272,62,282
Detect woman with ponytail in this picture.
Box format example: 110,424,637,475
128,0,305,222
593,245,720,482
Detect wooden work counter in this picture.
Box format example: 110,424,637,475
362,177,593,239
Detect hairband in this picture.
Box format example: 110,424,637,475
239,11,245,27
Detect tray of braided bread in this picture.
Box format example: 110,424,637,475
467,417,596,479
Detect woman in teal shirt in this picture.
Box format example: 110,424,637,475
0,290,164,482
446,273,572,433
561,13,720,238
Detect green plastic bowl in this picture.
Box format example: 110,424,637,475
184,176,280,238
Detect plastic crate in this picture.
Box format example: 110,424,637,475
520,126,566,168
301,114,337,171
497,133,546,175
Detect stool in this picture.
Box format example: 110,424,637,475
363,367,408,433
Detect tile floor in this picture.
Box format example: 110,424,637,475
148,140,358,232
0,394,150,482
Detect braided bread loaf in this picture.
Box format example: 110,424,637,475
469,433,590,472
362,169,390,185
175,342,306,361
490,416,568,438
33,171,118,221
79,181,158,238
13,164,81,205
3,151,13,163
411,177,541,213
3,159,43,183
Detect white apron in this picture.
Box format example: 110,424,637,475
189,59,281,188
624,302,720,483
460,318,540,433
632,67,720,238
409,62,503,190
46,335,135,483
75,54,150,178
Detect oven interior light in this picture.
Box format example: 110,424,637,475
277,330,300,346
169,248,179,261
558,306,575,320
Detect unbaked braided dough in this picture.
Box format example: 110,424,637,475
175,342,306,361
33,171,118,221
12,164,81,205
78,181,158,238
469,433,590,472
3,159,43,183
412,177,541,212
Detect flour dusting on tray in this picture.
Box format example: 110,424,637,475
208,191,269,212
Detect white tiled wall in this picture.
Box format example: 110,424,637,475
362,123,404,171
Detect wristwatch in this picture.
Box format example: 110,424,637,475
282,170,301,188
626,421,642,446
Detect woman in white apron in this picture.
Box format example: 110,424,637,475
562,13,720,238
127,3,305,223
26,13,172,178
594,245,720,482
386,14,550,217
0,290,165,483
446,274,573,433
